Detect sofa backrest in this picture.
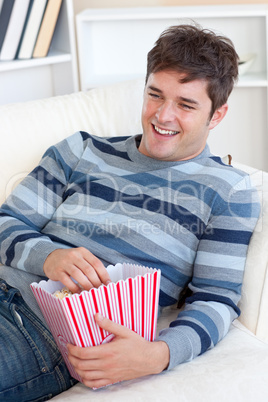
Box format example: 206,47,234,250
0,79,267,343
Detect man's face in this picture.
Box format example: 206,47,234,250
139,70,227,161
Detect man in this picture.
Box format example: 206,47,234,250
0,24,260,399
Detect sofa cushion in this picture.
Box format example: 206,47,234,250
50,313,268,402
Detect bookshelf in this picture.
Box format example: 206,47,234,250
0,0,78,105
76,4,268,171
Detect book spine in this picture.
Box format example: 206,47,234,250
0,0,15,53
17,0,48,60
0,0,31,61
32,0,63,59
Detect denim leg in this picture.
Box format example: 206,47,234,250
0,280,77,401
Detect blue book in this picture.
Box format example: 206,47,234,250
0,0,31,61
0,0,16,53
0,0,5,13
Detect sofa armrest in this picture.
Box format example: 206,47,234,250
234,164,268,342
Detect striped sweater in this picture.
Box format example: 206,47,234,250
0,132,260,369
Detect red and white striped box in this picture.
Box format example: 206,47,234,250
31,263,161,382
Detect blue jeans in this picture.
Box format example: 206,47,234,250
0,280,77,401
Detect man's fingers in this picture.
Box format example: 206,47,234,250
69,262,102,290
94,313,129,338
81,248,111,286
59,275,82,294
70,247,111,289
44,247,112,291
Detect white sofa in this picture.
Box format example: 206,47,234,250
1,80,268,401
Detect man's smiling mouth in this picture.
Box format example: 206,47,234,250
153,124,179,136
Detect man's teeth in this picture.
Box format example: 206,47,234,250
154,125,178,135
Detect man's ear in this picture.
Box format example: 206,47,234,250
208,103,228,130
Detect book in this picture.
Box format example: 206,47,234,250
32,0,63,58
0,0,31,61
17,0,48,60
0,0,15,54
0,0,5,13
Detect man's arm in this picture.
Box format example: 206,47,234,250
0,143,69,277
157,174,261,369
0,132,110,289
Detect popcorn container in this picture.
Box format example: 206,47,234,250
31,263,161,382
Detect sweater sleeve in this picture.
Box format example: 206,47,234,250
0,132,86,276
157,174,260,369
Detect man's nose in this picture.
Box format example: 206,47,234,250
155,101,176,123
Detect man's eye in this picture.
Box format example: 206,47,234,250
149,92,160,99
181,103,194,110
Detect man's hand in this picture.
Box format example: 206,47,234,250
43,247,111,293
67,313,170,389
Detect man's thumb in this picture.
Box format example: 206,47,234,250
95,312,125,337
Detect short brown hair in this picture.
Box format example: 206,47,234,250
146,24,239,118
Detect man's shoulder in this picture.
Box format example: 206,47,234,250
206,155,249,177
196,154,251,188
183,147,250,185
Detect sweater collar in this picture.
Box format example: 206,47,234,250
125,134,211,169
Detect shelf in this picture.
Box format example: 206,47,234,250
238,72,268,88
0,51,72,72
0,0,78,105
77,5,268,21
